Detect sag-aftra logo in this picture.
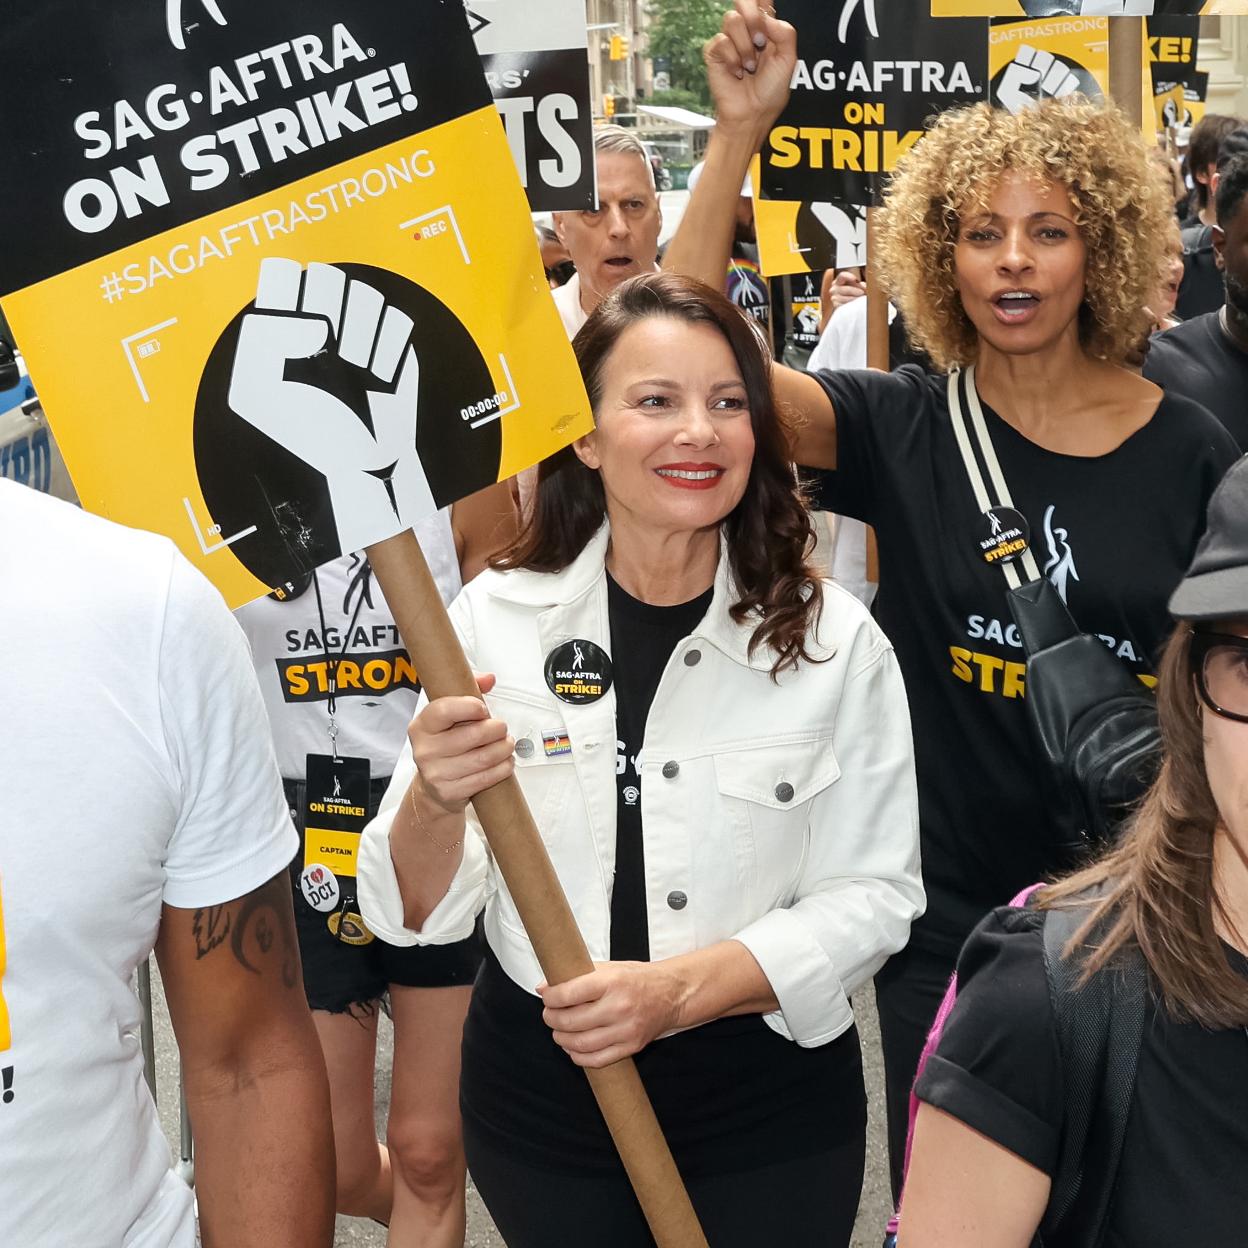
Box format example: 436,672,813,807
166,0,228,50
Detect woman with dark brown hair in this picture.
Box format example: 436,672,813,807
356,270,923,1245
899,456,1248,1245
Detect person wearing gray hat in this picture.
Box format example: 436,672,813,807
1170,452,1248,621
899,452,1248,1245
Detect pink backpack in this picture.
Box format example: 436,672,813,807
884,882,1147,1248
884,884,1044,1245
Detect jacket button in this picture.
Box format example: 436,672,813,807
775,781,795,803
667,890,688,910
683,649,701,667
661,760,680,779
515,738,535,759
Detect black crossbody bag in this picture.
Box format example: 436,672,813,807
948,368,1161,861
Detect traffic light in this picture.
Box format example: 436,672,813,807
603,94,615,118
609,34,628,61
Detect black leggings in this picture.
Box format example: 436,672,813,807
465,1123,866,1248
874,941,958,1202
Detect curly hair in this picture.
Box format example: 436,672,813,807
876,98,1172,371
492,272,824,678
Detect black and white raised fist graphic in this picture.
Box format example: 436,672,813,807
997,44,1081,114
229,258,434,557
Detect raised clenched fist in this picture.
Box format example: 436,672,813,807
810,202,868,269
997,45,1081,115
228,258,435,557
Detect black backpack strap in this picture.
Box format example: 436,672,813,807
1039,903,1149,1248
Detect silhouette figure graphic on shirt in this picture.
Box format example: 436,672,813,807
1042,504,1080,603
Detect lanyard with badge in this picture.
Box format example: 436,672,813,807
296,561,375,947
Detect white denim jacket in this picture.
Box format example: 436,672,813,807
358,524,924,1047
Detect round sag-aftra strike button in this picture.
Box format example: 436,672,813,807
544,639,613,705
978,506,1031,566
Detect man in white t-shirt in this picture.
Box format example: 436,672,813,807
0,480,333,1246
550,126,662,337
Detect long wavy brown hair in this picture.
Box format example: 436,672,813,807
492,272,823,677
1042,625,1248,1028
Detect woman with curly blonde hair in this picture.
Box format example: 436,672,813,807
665,0,1241,1196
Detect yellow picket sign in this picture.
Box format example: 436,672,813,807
0,2,593,611
935,2,1246,14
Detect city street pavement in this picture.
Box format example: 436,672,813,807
150,964,891,1247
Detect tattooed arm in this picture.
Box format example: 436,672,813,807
155,872,335,1248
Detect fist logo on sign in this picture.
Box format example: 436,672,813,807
808,202,868,269
228,258,435,558
1020,1,1157,14
996,45,1081,115
796,305,821,337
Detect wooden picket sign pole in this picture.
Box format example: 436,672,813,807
1107,15,1146,128
365,527,709,1248
863,206,887,582
865,208,889,373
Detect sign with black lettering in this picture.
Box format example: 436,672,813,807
0,0,592,610
935,2,1243,16
471,0,596,211
753,187,868,277
762,1,988,203
1148,15,1204,128
790,271,826,350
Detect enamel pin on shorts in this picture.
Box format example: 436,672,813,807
299,863,341,914
544,639,613,704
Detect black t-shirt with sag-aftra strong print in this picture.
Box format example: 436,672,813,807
812,366,1238,957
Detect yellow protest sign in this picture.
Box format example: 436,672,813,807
990,18,1110,112
753,187,867,279
1148,16,1205,130
936,2,1245,14
0,1,592,609
0,878,10,1060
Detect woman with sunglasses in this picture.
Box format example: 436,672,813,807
897,455,1248,1244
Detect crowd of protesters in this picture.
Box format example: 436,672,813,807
6,1,1248,1246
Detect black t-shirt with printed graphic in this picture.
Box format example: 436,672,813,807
812,367,1237,957
917,906,1248,1245
1144,311,1248,450
607,572,713,962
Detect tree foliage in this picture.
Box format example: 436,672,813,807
646,0,724,109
